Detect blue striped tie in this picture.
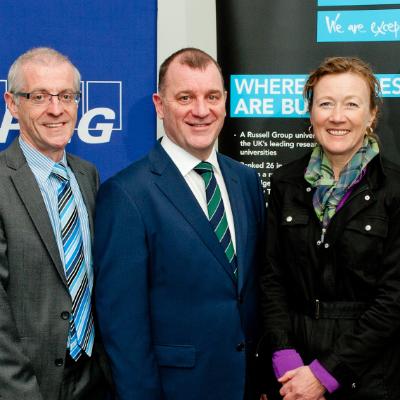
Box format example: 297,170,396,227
194,161,238,279
52,163,94,361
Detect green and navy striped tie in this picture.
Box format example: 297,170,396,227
194,161,237,279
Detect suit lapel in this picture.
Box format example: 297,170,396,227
6,140,67,286
218,155,247,292
150,144,237,283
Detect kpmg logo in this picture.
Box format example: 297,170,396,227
0,80,123,144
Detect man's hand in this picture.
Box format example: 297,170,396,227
278,366,326,400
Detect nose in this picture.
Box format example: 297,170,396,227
46,96,64,116
191,98,209,118
329,105,345,123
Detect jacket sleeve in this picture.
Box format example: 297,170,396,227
260,176,294,352
0,215,43,400
94,178,162,400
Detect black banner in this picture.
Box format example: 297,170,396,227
216,0,400,196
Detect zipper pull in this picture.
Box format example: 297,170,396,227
315,299,320,319
321,228,326,243
317,228,326,246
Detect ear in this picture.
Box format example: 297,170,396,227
4,92,19,119
152,93,165,119
223,90,228,116
369,106,378,127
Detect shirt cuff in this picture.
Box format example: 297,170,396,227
309,359,340,394
272,349,304,379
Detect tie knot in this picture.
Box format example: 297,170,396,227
194,161,213,176
52,163,69,182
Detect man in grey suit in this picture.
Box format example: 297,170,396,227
0,48,109,400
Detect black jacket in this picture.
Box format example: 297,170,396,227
260,153,400,399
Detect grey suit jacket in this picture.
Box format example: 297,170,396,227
0,138,101,400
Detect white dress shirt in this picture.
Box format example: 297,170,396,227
161,135,236,251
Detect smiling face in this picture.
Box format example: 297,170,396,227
310,72,377,174
5,61,78,162
153,59,226,160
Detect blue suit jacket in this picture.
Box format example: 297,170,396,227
94,142,266,400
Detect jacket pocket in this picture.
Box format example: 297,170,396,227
154,344,196,368
281,210,309,226
341,216,388,274
345,216,388,238
279,209,310,267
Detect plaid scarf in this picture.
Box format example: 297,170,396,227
304,135,379,228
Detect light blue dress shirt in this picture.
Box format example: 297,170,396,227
19,137,94,292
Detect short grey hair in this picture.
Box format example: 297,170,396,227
7,47,81,95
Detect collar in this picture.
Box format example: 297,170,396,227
19,136,68,185
161,134,220,176
276,151,386,192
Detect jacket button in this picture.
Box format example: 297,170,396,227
55,358,64,367
324,243,330,249
306,187,312,192
351,382,357,389
364,195,370,201
286,216,293,222
236,342,245,352
365,225,371,231
60,311,70,320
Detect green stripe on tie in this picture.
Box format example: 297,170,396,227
194,161,238,280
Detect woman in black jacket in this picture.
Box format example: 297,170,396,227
260,57,400,400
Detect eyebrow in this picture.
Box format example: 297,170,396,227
25,87,76,93
175,89,223,95
315,94,364,101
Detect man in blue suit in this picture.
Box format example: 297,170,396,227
94,48,266,400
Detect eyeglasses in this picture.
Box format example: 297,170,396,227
14,90,81,105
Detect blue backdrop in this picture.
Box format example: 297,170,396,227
0,0,157,181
